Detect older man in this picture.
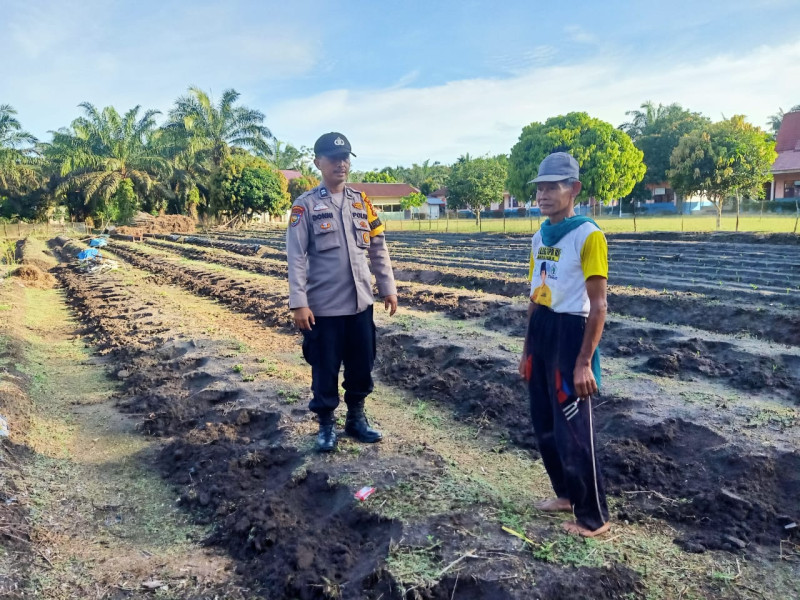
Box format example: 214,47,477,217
286,132,398,452
519,152,610,537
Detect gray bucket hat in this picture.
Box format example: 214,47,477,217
529,152,580,183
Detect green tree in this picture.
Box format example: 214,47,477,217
400,191,427,212
210,153,290,223
0,104,40,196
362,171,397,183
403,160,450,190
288,174,320,201
508,112,645,204
668,116,776,229
113,178,139,225
267,140,313,172
446,156,507,228
620,102,709,202
151,125,211,216
46,103,169,221
767,104,800,136
167,87,272,168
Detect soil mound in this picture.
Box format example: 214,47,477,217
599,417,800,552
116,215,196,237
9,264,56,289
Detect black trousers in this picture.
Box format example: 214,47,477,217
301,305,376,414
526,306,609,531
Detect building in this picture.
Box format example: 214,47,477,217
346,182,420,220
431,186,521,214
425,196,446,219
771,110,800,201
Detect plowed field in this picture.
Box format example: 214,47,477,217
2,230,798,600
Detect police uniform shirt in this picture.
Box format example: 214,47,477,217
287,185,396,317
528,223,608,317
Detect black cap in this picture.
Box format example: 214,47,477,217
314,132,356,158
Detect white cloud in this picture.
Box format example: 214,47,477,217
564,25,596,45
268,40,800,170
0,0,319,137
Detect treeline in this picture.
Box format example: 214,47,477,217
0,88,320,227
0,92,795,228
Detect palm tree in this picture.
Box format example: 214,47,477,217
0,104,39,192
166,87,272,168
620,101,677,140
266,139,313,171
46,103,170,221
767,104,800,136
151,126,211,216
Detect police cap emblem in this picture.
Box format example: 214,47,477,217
314,132,356,158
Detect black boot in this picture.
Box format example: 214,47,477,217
316,411,337,452
344,399,383,443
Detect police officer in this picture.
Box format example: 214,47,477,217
286,132,398,452
519,152,611,537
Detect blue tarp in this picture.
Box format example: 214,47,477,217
77,248,101,260
89,237,108,247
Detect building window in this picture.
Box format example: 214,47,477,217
784,181,800,198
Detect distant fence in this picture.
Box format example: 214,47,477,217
0,221,88,239
383,213,800,234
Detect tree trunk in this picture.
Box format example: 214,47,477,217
735,194,740,232
716,202,722,230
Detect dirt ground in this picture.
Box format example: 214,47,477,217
1,230,798,599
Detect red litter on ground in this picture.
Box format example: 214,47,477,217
355,486,376,501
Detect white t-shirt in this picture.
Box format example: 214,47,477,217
528,222,608,317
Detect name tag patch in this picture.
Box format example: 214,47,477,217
313,212,334,222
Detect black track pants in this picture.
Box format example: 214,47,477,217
526,306,609,531
301,305,376,414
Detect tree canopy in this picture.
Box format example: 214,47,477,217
400,191,427,211
210,152,290,222
767,104,800,136
668,116,776,227
360,171,397,183
288,174,320,201
508,112,645,203
166,87,272,167
446,156,507,224
620,102,709,198
0,104,40,200
46,103,170,219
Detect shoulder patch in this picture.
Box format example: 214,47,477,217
290,205,305,227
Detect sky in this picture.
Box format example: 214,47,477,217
2,0,800,170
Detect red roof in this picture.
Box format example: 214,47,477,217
279,169,303,181
775,111,800,152
772,151,800,173
431,186,448,197
347,182,419,198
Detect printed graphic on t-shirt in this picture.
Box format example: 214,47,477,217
531,261,552,307
537,246,562,261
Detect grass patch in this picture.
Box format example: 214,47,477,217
385,538,443,589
